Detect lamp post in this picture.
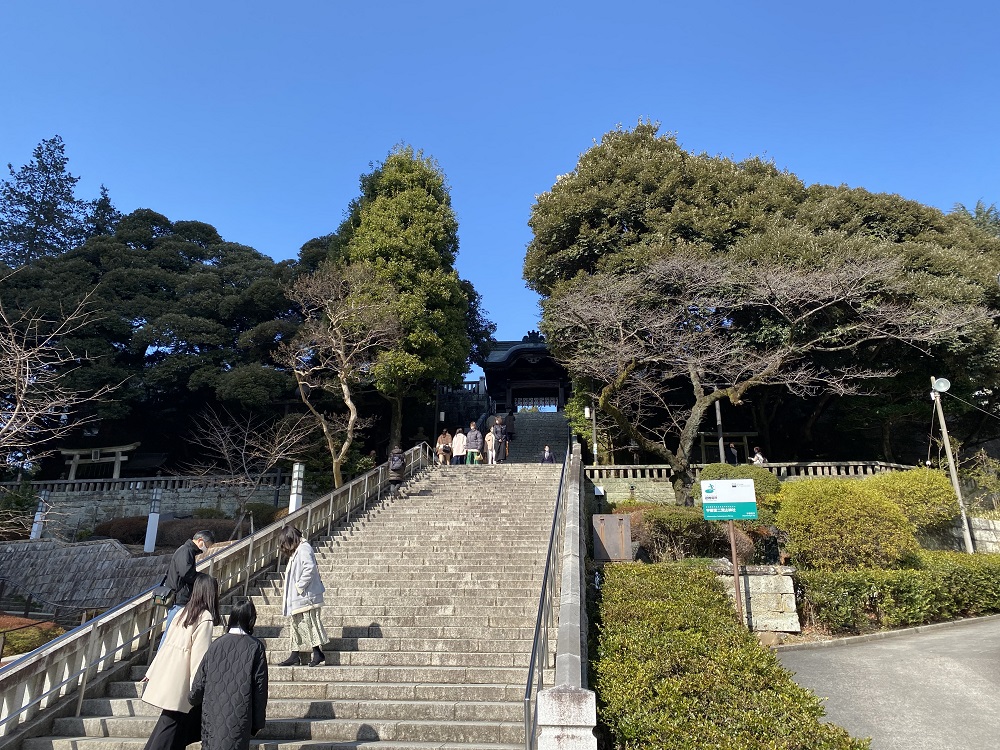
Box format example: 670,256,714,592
288,462,305,514
144,487,162,553
29,490,50,540
584,403,598,467
930,376,975,554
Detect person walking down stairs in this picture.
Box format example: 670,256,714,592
277,526,328,667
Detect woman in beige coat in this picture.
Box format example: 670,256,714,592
142,573,221,750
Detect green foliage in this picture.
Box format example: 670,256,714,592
0,209,297,455
193,507,227,519
1,623,66,658
308,145,494,445
796,550,1000,633
775,480,918,570
595,563,868,749
864,468,959,533
0,136,87,266
631,504,742,562
526,121,1000,471
243,502,279,527
93,516,149,545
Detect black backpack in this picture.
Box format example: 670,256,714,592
389,453,405,472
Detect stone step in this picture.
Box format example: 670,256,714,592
259,636,533,655
263,650,533,669
27,740,522,750
250,593,539,607
45,716,524,745
108,680,525,703
129,664,530,684
249,624,537,640
81,697,523,722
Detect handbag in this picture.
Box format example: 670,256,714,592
151,575,175,607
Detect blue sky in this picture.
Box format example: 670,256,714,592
2,1,998,354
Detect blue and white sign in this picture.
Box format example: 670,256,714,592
701,478,758,521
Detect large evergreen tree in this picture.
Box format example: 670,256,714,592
0,136,89,267
0,209,298,460
525,122,1000,472
302,145,495,447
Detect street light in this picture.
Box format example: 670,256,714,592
584,403,598,467
29,490,50,540
930,376,975,554
144,487,162,553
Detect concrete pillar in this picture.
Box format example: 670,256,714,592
536,685,597,749
288,462,305,513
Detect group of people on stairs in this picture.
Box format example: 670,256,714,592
141,522,329,750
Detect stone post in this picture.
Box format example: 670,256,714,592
536,685,597,750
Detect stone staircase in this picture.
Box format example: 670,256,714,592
23,464,561,750
506,412,569,464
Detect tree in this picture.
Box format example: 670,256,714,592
83,185,122,239
953,200,1000,238
304,146,494,447
278,262,400,488
541,248,992,503
526,122,1000,465
185,407,314,525
0,209,298,460
0,136,89,267
0,287,114,469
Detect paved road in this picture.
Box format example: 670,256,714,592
778,617,1000,749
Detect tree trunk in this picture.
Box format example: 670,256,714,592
389,395,403,450
881,418,896,464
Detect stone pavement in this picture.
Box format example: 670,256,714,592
777,616,1000,749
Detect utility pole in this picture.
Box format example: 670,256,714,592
930,376,975,554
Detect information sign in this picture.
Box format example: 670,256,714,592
701,478,758,521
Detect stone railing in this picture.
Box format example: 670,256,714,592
0,445,433,745
585,461,910,482
0,473,285,495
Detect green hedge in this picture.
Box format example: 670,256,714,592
775,479,917,570
795,551,1000,633
595,563,868,749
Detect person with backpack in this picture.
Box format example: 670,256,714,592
388,446,406,495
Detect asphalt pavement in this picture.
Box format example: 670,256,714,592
777,616,1000,749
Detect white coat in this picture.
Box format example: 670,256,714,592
282,541,325,616
143,609,214,712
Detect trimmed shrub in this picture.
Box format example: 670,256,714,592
93,516,150,545
776,479,917,570
193,507,227,519
630,505,753,562
595,563,868,749
697,462,781,500
864,468,959,533
795,551,1000,633
159,518,248,547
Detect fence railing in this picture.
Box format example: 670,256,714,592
585,460,911,483
0,473,288,495
0,444,432,741
523,435,571,749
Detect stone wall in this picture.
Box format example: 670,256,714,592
585,477,676,509
0,538,170,610
713,562,801,633
969,517,1000,553
42,485,291,538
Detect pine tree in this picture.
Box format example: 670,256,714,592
0,136,88,267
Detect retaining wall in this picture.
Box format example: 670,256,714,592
0,539,169,610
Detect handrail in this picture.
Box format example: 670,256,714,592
0,444,433,741
0,472,288,495
523,433,571,750
0,578,102,630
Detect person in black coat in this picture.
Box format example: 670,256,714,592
189,598,268,750
540,445,555,464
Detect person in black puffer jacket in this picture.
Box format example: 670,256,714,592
189,598,268,750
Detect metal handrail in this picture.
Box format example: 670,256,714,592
0,444,432,740
0,578,103,629
523,435,571,750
